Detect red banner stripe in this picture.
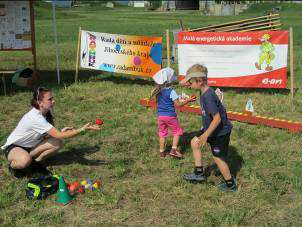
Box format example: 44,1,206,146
179,67,287,88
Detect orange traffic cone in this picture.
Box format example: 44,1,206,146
55,176,73,206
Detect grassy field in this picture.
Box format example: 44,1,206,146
1,2,302,225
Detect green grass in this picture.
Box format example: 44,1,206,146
1,2,302,225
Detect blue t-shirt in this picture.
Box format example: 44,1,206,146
200,88,232,137
157,88,179,117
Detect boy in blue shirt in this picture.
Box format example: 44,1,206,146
181,64,237,192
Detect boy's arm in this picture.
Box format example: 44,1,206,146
174,96,196,107
198,112,221,145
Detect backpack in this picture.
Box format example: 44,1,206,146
26,175,59,200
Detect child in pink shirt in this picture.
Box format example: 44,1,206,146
151,68,196,158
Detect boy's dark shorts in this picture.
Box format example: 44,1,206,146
3,144,31,159
207,133,231,159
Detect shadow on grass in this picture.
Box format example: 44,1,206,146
47,144,107,166
0,69,155,96
179,131,244,177
36,69,154,87
2,69,296,96
95,73,154,86
161,130,202,154
179,130,203,153
44,70,297,95
204,145,244,178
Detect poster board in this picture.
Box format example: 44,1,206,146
0,0,36,70
79,30,162,77
0,1,33,50
178,30,288,88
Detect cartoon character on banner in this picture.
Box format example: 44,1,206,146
255,33,275,71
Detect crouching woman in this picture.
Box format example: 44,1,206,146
1,87,100,178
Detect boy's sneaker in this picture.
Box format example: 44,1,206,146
183,171,206,183
218,179,237,192
169,148,183,158
8,166,27,179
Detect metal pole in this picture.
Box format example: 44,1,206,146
75,27,81,83
290,27,294,100
166,29,170,68
52,0,60,84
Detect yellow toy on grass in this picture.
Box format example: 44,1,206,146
255,33,275,71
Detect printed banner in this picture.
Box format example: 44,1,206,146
0,1,32,50
80,30,162,77
178,31,288,88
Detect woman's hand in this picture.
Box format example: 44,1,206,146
49,123,100,139
82,123,101,131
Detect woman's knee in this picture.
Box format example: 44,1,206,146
49,138,63,150
10,154,32,169
18,156,32,169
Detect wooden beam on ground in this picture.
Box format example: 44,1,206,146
139,98,302,133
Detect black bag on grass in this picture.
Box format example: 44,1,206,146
26,175,59,200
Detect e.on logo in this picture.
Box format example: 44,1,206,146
262,78,282,85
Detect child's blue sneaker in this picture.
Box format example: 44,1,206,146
218,179,237,192
183,172,206,183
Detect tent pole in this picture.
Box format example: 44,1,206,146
29,0,37,71
52,0,60,84
166,29,170,68
75,27,81,83
290,27,294,101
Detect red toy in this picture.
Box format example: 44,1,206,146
67,181,81,195
73,181,80,188
78,187,85,194
69,184,76,194
95,118,103,125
